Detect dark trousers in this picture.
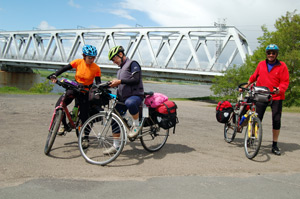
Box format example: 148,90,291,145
55,89,89,127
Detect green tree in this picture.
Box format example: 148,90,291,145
211,10,300,107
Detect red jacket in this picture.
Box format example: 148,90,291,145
249,59,289,100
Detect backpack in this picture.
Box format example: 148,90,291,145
154,101,179,133
144,93,168,108
216,101,233,123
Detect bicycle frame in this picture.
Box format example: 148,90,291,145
48,93,76,131
102,93,154,139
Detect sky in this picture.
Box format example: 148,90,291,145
0,0,299,51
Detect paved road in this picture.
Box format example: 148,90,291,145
1,93,300,198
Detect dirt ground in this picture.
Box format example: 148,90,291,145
1,94,300,187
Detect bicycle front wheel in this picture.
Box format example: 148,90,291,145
244,116,262,159
140,124,169,152
78,112,126,165
224,112,238,143
44,109,63,155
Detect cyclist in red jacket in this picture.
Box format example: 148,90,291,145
243,44,289,155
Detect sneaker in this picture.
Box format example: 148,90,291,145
82,138,89,149
272,146,281,156
103,146,117,155
128,125,141,138
57,126,65,136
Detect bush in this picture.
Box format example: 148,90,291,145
29,80,54,93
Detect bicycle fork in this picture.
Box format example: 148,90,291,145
247,114,259,139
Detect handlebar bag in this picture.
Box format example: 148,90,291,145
89,86,111,106
216,101,233,123
253,86,271,103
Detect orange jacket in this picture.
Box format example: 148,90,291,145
70,59,101,86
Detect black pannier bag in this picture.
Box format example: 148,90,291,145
216,101,233,123
154,101,179,133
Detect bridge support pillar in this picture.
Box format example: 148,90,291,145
0,70,41,90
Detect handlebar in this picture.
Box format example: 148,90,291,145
238,82,277,95
47,74,87,93
94,81,111,90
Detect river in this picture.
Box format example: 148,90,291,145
52,81,213,98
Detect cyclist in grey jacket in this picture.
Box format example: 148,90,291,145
108,46,144,142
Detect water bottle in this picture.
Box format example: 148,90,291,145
72,106,78,122
142,103,149,118
239,112,249,126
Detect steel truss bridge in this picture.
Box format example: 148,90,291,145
0,26,252,82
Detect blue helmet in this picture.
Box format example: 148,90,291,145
266,44,279,52
82,45,97,56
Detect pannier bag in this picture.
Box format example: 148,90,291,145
155,100,179,133
144,93,168,108
216,101,233,123
253,86,271,103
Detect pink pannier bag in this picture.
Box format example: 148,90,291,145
144,93,168,108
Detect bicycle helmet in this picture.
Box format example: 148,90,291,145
82,45,97,56
108,46,124,60
265,44,279,53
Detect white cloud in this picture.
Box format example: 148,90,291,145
38,21,56,30
68,0,80,8
110,9,136,21
123,0,298,26
112,24,132,28
121,0,300,49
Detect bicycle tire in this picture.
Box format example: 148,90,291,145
140,124,169,152
78,112,126,166
44,109,63,155
224,112,238,143
244,116,262,159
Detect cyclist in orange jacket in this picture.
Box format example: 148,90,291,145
50,44,101,149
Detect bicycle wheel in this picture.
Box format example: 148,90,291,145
44,109,63,155
140,124,169,152
224,112,238,143
244,116,262,159
78,112,126,165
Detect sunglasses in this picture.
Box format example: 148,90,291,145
87,56,96,59
267,52,277,55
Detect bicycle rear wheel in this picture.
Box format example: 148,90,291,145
44,109,63,155
140,124,169,152
78,112,126,165
244,116,262,159
224,112,238,143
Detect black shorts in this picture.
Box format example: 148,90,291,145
256,100,282,130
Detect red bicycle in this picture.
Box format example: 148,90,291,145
44,77,88,155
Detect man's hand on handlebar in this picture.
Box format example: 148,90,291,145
109,79,121,88
273,87,280,94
